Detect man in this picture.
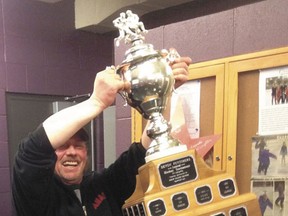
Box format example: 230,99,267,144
12,55,192,216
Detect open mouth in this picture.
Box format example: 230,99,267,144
63,161,79,166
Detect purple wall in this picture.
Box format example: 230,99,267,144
0,0,113,215
1,0,288,215
115,0,288,155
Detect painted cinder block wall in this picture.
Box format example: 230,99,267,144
0,0,113,215
0,0,288,215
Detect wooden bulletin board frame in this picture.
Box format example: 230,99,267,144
227,47,288,193
131,46,288,193
131,62,226,171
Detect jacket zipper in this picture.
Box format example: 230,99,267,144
74,188,87,216
83,205,87,216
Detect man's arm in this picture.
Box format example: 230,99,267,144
43,52,191,150
43,67,129,149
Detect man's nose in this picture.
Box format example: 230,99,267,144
66,145,76,155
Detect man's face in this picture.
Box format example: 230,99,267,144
55,136,88,185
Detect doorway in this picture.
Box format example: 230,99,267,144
6,93,68,171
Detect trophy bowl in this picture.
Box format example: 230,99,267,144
116,44,174,119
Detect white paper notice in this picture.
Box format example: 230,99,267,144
259,66,288,135
170,80,200,139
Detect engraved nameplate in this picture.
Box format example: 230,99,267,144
148,199,166,216
138,203,147,216
229,206,247,216
195,185,213,204
158,156,198,188
172,192,189,211
218,178,236,198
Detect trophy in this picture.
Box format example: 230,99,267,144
114,10,187,162
113,11,262,216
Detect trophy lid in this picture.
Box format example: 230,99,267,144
113,10,147,47
113,10,160,65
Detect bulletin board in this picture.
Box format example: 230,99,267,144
227,47,288,194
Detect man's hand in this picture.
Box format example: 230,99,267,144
161,48,192,89
171,56,192,89
90,66,130,110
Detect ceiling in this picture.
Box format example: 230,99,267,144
34,0,196,33
35,0,63,3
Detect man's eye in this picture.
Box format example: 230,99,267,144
57,146,67,151
75,145,85,149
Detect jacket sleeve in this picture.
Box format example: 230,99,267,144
12,125,56,203
101,142,147,206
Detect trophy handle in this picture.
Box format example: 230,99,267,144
159,48,180,92
160,48,181,64
115,63,131,106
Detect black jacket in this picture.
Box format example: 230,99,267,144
12,126,146,216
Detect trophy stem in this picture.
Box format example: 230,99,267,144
145,112,187,162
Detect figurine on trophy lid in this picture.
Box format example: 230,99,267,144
113,10,187,162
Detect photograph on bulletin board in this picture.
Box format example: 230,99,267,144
251,135,288,177
251,179,288,216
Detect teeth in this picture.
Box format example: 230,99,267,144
63,161,78,166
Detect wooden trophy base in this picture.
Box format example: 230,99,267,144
122,147,261,216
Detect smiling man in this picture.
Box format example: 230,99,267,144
12,55,192,216
54,129,89,185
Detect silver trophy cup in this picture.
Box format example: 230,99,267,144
114,10,187,161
